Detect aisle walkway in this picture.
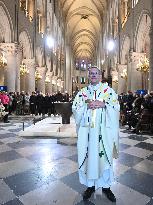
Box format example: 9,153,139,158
0,116,153,205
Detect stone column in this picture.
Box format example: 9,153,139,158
61,80,64,93
28,0,34,21
41,16,46,34
149,0,153,91
52,76,57,93
57,78,62,92
117,64,127,94
45,72,53,94
124,0,128,17
45,81,52,94
0,43,17,92
0,68,5,85
112,71,118,93
36,67,46,94
16,46,22,92
23,59,35,94
20,74,26,92
65,45,71,93
112,80,118,93
128,52,144,92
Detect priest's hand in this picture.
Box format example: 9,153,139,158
87,100,105,109
94,100,105,109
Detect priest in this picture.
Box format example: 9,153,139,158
72,66,120,202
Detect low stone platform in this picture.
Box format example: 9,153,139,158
18,116,77,138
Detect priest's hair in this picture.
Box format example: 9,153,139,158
88,65,101,75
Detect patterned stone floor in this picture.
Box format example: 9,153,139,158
0,115,153,205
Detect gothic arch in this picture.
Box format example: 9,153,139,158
121,35,130,64
19,31,33,59
36,46,44,67
0,1,14,42
135,12,151,55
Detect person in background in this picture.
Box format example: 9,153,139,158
0,99,9,123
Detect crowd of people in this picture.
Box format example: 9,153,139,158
119,91,153,134
0,91,71,120
1,89,153,133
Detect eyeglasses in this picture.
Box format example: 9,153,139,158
89,72,99,75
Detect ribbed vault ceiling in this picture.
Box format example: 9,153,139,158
60,0,107,63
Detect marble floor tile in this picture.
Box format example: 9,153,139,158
90,190,114,205
144,138,153,145
68,154,78,162
120,138,140,146
118,152,143,167
2,198,23,205
111,182,150,205
119,130,129,137
16,146,47,157
61,172,86,194
0,133,16,139
0,124,12,127
26,149,64,164
0,179,16,205
45,158,78,179
119,143,131,151
128,135,148,141
0,119,153,205
4,167,55,196
147,154,153,161
22,138,57,144
75,200,94,205
7,141,31,149
57,146,77,158
58,137,77,146
0,144,12,154
0,137,22,144
122,147,153,159
118,168,153,197
20,180,79,205
0,150,22,163
135,142,153,151
0,158,36,178
113,161,131,177
146,198,153,205
8,128,22,132
133,159,153,176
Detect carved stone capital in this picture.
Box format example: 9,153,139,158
117,64,127,74
23,59,35,68
111,70,118,77
46,71,53,78
0,43,18,56
129,52,145,64
36,66,47,75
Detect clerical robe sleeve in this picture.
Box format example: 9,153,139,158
72,90,87,132
105,88,120,156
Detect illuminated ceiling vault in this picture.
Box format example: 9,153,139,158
60,0,107,63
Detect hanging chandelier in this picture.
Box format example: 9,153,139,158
136,53,149,72
0,52,7,68
35,70,42,81
20,61,29,75
121,68,127,79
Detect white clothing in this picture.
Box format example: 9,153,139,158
72,82,120,189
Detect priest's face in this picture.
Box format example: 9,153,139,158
89,67,101,85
